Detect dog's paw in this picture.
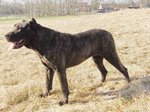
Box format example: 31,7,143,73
58,100,68,106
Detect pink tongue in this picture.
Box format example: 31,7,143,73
8,43,16,50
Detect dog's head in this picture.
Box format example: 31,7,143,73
5,18,38,50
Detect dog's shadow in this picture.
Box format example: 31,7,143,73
69,76,150,104
103,76,150,101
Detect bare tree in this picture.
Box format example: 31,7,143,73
141,0,150,7
91,0,99,13
73,0,77,15
59,0,62,15
24,0,34,17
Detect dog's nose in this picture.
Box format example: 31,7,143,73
5,32,12,38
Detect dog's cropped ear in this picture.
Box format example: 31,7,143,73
30,18,37,24
29,18,38,30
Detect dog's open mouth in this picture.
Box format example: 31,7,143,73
8,39,25,50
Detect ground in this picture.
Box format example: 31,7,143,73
0,9,150,112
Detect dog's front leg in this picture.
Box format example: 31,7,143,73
57,67,69,106
40,67,54,97
46,68,54,94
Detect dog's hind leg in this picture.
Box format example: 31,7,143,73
104,50,130,82
92,55,108,82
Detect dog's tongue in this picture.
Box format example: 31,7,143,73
8,42,16,50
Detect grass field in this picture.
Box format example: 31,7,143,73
0,9,150,112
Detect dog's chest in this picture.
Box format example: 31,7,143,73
40,56,56,70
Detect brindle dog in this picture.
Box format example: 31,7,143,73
5,18,130,106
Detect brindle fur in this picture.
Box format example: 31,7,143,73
5,18,130,106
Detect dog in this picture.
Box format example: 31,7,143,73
5,18,130,106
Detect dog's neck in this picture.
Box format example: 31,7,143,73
25,25,59,56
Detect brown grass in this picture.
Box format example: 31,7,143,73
0,9,150,112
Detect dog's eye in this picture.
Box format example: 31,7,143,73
17,27,23,30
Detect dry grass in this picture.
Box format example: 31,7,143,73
0,9,150,112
